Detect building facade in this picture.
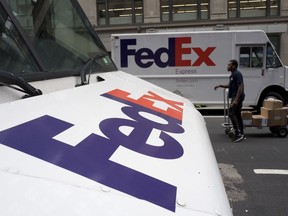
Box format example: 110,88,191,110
78,0,288,64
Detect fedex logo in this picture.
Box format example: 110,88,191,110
120,37,216,68
0,89,184,212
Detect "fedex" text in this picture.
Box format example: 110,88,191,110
120,37,216,68
0,89,185,212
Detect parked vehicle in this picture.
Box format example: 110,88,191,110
111,30,288,110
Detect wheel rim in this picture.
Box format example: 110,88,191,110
278,128,288,137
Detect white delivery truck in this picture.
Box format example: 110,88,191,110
111,30,288,110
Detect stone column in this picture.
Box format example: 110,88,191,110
143,0,160,23
280,33,288,65
280,1,288,64
78,0,97,27
281,0,288,16
210,0,227,20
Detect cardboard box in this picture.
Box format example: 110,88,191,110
263,98,283,109
243,119,252,126
252,115,268,127
241,111,252,119
241,111,252,126
260,107,273,118
261,107,287,126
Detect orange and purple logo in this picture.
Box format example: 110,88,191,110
0,89,185,212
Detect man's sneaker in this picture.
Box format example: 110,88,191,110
232,134,244,143
226,127,235,138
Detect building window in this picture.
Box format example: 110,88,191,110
97,0,143,26
228,0,280,18
161,0,209,22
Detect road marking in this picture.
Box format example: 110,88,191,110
254,169,288,175
203,116,224,118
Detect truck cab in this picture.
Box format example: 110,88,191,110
0,0,116,104
236,33,288,109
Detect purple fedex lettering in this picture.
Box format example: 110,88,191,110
121,39,137,68
121,38,175,68
120,37,216,68
101,93,184,159
0,91,185,212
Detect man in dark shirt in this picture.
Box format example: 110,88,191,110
214,59,245,142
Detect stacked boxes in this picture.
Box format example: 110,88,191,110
252,114,268,127
260,99,287,126
263,99,282,109
241,99,288,127
241,111,253,126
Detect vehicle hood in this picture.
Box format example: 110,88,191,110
0,71,232,216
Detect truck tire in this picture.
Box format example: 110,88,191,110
263,92,284,104
257,91,285,112
277,127,288,138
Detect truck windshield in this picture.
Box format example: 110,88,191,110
266,42,282,68
1,0,116,80
0,2,39,74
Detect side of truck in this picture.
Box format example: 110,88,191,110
111,30,288,110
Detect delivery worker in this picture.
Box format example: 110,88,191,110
214,59,245,142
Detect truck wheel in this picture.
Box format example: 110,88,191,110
257,91,285,113
277,127,288,138
262,92,285,106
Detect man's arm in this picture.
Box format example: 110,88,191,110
214,84,229,91
231,82,244,107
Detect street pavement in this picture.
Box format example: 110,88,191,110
204,116,288,216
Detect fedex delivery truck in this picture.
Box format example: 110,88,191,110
0,0,233,216
111,30,288,110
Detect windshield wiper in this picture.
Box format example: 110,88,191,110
0,70,42,98
76,53,108,87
